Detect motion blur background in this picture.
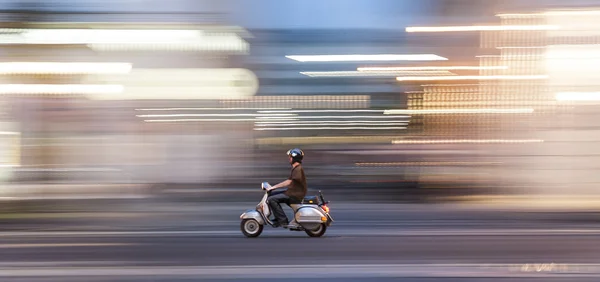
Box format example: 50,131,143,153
0,0,599,202
3,1,600,281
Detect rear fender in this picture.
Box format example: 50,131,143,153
295,206,327,223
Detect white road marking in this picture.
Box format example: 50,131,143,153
2,263,600,278
0,230,239,238
0,261,136,267
331,229,600,236
0,243,132,248
0,228,600,238
174,219,585,226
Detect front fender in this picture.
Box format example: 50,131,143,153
240,210,265,225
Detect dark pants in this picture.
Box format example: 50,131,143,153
267,190,297,224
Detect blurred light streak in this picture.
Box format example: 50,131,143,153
476,55,544,58
89,42,248,52
135,108,291,111
254,122,409,127
0,29,248,53
497,10,600,17
421,84,481,87
0,84,123,95
255,127,407,131
257,110,383,113
16,168,121,172
496,46,546,49
384,108,534,114
358,66,508,71
255,120,405,124
300,70,455,77
391,139,544,144
255,115,410,119
255,136,409,145
135,114,296,118
221,95,369,102
410,101,558,106
220,95,371,109
355,162,502,166
1,28,200,41
555,92,600,101
2,132,21,168
546,48,600,59
285,54,448,62
396,75,548,81
144,119,263,123
327,149,477,155
84,68,259,100
0,62,132,75
406,25,560,32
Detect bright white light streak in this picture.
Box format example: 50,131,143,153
546,48,600,59
0,62,132,74
555,92,600,101
255,127,407,131
257,109,384,113
392,139,544,144
476,55,544,58
0,84,123,95
406,25,560,32
540,10,600,16
256,121,409,124
497,10,600,17
0,29,250,53
135,108,292,111
6,29,200,42
136,114,297,118
144,119,268,123
358,66,508,71
255,115,410,119
255,122,409,126
421,84,481,87
285,54,448,62
496,46,546,49
88,42,248,52
396,75,548,81
300,70,455,77
384,108,534,114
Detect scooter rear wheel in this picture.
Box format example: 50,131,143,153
304,223,327,237
241,219,263,238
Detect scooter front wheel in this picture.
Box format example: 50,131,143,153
241,219,263,238
305,223,327,237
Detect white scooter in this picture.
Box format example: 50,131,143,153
240,182,333,238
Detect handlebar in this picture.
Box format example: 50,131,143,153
261,182,271,190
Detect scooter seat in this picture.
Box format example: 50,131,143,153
302,196,319,204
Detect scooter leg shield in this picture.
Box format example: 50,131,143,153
240,210,265,225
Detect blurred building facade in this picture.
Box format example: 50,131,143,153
1,1,600,199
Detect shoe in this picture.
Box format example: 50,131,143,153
272,220,288,228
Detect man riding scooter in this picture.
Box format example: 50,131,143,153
266,148,307,228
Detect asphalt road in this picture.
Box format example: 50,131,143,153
1,200,600,281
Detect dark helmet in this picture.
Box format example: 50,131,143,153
287,148,304,163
